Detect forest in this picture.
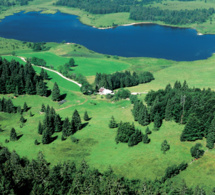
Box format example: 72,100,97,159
94,71,154,90
0,0,33,6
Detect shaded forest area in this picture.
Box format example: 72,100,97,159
0,0,33,7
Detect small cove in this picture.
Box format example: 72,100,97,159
0,11,215,61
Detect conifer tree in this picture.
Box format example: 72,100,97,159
52,82,61,101
14,86,19,97
180,114,203,141
23,102,28,112
165,99,172,121
143,134,150,144
62,117,71,137
84,111,90,121
154,112,162,130
36,80,47,96
17,106,22,114
109,116,118,128
20,115,25,123
132,100,141,121
145,127,151,135
206,117,215,149
10,128,18,141
38,121,43,135
161,140,170,154
43,71,49,80
30,111,33,117
42,129,51,144
41,104,46,112
128,129,143,147
71,109,82,133
54,114,62,132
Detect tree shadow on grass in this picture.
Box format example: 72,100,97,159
81,122,89,129
50,135,58,144
59,93,67,101
17,134,23,140
47,90,52,97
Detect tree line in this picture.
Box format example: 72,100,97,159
0,146,211,194
132,81,215,149
0,0,33,6
0,58,49,96
130,7,215,25
95,71,154,91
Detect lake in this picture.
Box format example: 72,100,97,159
0,11,215,61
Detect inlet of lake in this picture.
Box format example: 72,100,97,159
0,11,215,61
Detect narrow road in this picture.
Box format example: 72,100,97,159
18,56,82,87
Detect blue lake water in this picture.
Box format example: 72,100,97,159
0,11,215,61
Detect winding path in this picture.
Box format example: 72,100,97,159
18,56,82,87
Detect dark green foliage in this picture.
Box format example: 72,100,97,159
36,80,47,96
143,134,150,144
109,116,118,128
40,68,49,80
0,98,16,113
10,128,17,141
114,88,131,100
0,0,33,7
0,58,48,96
130,7,215,25
206,117,215,149
34,139,39,145
41,104,46,112
17,106,22,114
71,109,82,133
162,162,188,182
161,140,170,154
115,122,135,143
52,82,61,101
190,143,204,159
95,71,154,90
42,129,51,144
84,111,90,121
165,99,172,121
180,114,203,141
71,136,79,143
38,121,43,135
80,82,93,95
68,58,75,66
145,127,151,135
30,57,46,66
154,112,162,130
23,102,28,112
29,111,33,117
20,115,26,123
62,117,71,137
54,114,62,132
128,129,143,147
130,94,138,104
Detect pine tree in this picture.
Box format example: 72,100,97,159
165,99,172,121
145,127,151,135
128,129,143,147
41,104,46,112
180,114,203,141
154,112,162,131
132,100,141,121
161,140,170,154
20,115,25,123
109,116,118,128
30,111,33,117
17,106,22,114
206,117,215,149
143,134,150,144
36,80,47,96
42,129,51,144
43,71,49,80
62,117,71,137
52,82,61,101
10,128,18,141
38,121,43,135
72,109,82,133
40,68,45,79
23,102,28,112
54,114,62,132
190,143,204,159
84,111,90,121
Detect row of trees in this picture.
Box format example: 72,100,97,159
134,81,215,149
130,7,215,25
38,104,83,144
0,58,49,96
28,57,46,66
95,71,154,91
0,146,210,194
0,0,33,6
0,98,29,114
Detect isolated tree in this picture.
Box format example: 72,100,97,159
143,134,150,144
38,121,43,135
145,127,151,135
62,117,71,137
42,129,51,144
20,115,25,123
69,58,75,67
10,128,18,141
109,116,118,128
54,114,62,132
29,111,33,117
41,104,46,112
23,102,28,112
17,106,22,114
84,111,90,121
190,143,204,159
52,82,61,101
154,112,162,130
71,109,82,132
161,140,170,154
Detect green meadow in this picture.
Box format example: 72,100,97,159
1,38,215,193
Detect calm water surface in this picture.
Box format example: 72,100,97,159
0,11,215,61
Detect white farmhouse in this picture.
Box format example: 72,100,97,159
99,87,114,95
